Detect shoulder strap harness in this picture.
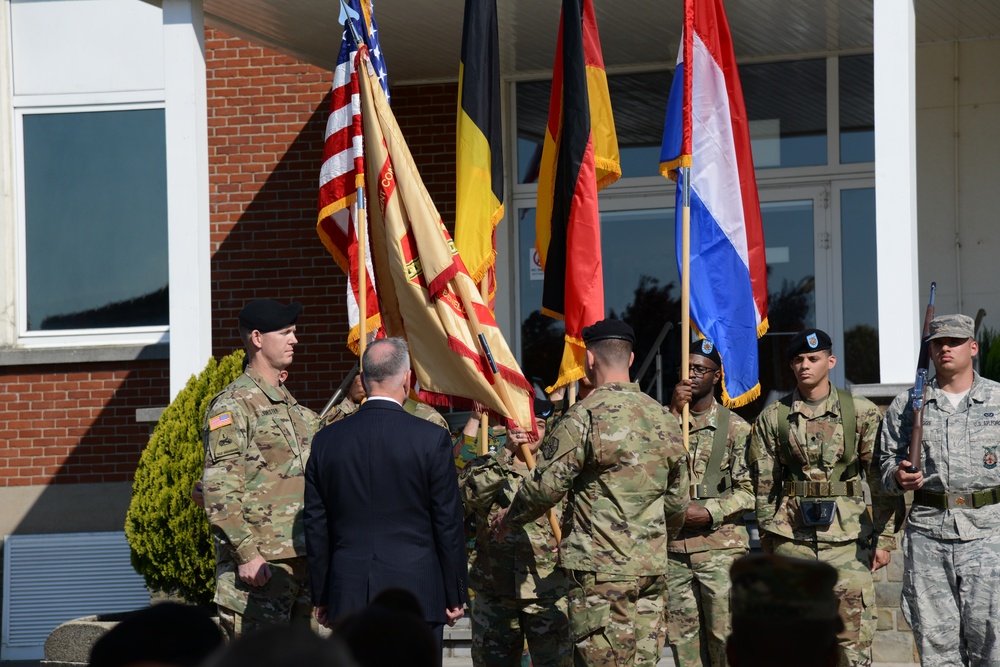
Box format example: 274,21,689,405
776,387,862,497
691,405,732,500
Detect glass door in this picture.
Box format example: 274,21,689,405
756,186,830,405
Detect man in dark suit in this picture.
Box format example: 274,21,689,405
304,337,467,660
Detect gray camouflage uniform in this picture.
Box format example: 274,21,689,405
203,366,322,638
878,372,1000,667
505,382,689,667
667,402,753,667
461,447,572,667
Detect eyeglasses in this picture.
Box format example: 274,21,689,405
678,364,718,378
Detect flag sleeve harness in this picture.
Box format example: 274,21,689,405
776,388,861,498
691,405,733,501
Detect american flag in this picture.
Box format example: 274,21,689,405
316,0,390,354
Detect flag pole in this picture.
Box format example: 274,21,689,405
357,184,368,362
453,278,562,542
341,0,368,365
479,280,490,456
680,167,691,456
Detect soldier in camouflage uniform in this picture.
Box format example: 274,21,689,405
460,397,572,667
202,299,323,639
666,340,753,667
878,314,1000,667
726,553,844,667
326,373,365,424
748,329,902,667
493,319,689,667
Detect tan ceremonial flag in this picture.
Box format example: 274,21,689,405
355,47,534,432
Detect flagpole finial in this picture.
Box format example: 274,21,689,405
338,0,364,45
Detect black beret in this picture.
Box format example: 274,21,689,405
690,338,722,367
786,328,832,360
534,397,555,419
238,299,302,333
581,319,635,346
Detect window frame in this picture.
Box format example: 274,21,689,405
13,100,169,348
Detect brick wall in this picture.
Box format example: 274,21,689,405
0,363,170,486
0,30,460,488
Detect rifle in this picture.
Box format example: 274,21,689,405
905,282,936,473
319,361,361,419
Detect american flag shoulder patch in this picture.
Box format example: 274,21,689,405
209,412,233,431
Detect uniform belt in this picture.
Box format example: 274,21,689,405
912,488,1000,509
690,478,732,500
782,480,862,498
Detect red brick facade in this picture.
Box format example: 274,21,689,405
0,28,459,487
0,363,170,486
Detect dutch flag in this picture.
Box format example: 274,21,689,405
660,0,769,408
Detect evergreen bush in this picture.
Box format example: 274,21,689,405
979,326,1000,383
125,349,245,605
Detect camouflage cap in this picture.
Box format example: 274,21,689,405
786,328,832,360
928,313,974,341
730,553,841,623
238,299,302,333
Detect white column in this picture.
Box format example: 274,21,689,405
163,0,212,398
874,0,920,384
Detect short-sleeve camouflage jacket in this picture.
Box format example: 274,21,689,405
460,448,569,600
202,367,321,564
669,401,754,553
749,386,901,549
505,382,689,576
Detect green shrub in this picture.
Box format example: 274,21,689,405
979,326,1000,383
125,349,244,605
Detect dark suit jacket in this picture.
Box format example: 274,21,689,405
304,399,468,624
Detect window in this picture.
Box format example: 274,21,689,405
21,109,169,333
741,59,828,169
839,55,875,164
7,0,168,346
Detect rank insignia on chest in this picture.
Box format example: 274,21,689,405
984,445,998,470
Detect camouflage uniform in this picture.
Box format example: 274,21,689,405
666,403,753,667
326,396,361,424
461,446,572,667
878,373,1000,667
505,382,689,667
404,397,451,431
749,388,901,667
203,366,322,638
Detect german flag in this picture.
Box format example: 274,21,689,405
454,0,504,313
535,0,620,391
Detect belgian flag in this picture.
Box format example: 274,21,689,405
535,0,620,391
455,0,504,312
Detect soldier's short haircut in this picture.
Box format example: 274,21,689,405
588,337,632,368
362,337,410,389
